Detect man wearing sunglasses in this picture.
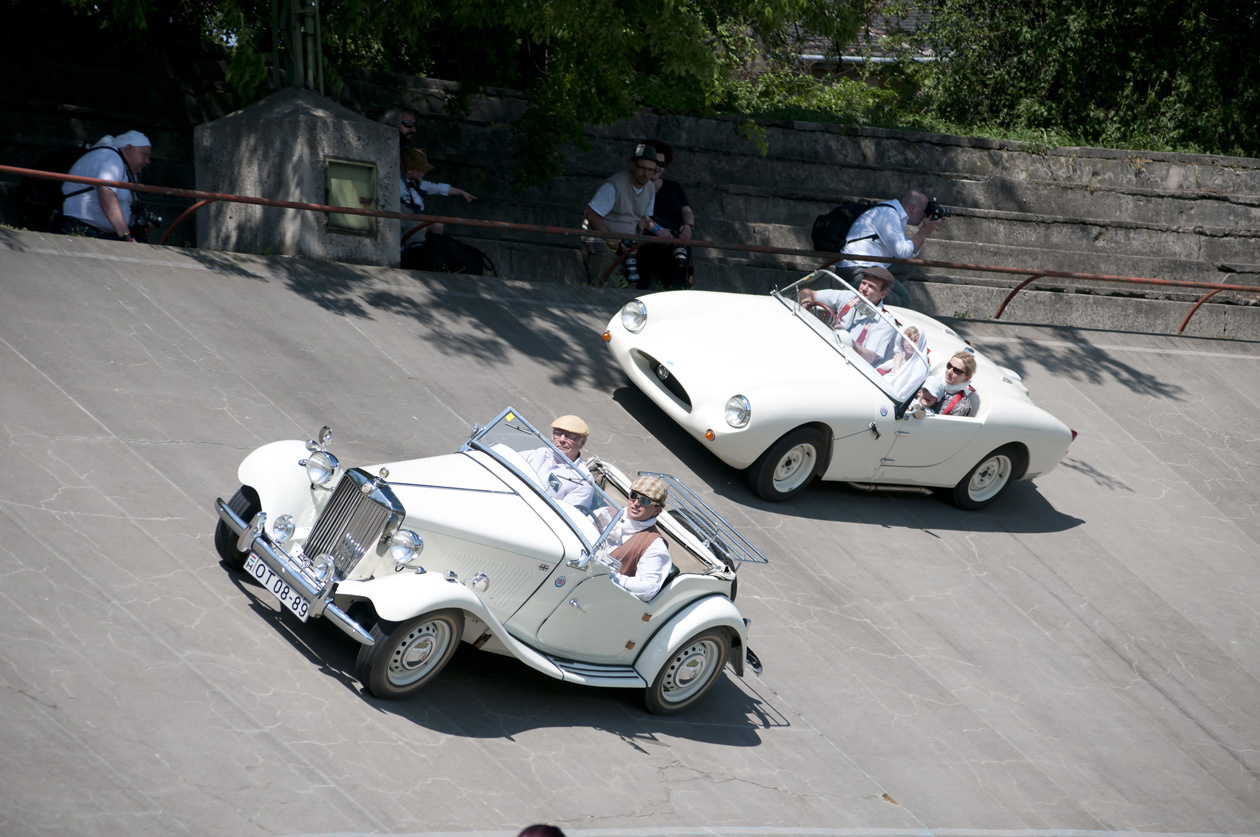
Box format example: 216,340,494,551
608,475,673,601
523,415,595,510
937,351,977,417
581,143,660,286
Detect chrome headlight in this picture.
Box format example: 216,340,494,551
389,528,424,567
725,395,751,428
271,514,295,543
305,450,339,486
621,300,647,333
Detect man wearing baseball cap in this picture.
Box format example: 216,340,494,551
608,475,673,601
522,415,595,510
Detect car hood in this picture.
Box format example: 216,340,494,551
633,291,863,401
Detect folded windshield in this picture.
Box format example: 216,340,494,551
773,270,928,406
463,408,622,550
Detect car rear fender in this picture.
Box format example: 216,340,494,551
635,595,749,681
337,573,566,680
237,440,316,518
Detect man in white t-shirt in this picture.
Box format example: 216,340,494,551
61,131,152,241
581,144,660,287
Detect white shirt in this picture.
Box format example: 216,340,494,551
839,200,918,269
63,146,132,231
521,448,595,510
587,181,655,219
816,288,897,364
608,516,672,601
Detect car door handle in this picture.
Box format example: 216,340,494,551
868,422,881,440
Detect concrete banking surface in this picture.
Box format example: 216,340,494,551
1,229,1258,837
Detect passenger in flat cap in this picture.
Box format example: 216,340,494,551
607,475,673,601
522,415,595,511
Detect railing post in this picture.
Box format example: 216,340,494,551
994,273,1048,320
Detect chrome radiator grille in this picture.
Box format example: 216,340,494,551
306,470,394,577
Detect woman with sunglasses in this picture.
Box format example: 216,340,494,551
938,351,978,417
607,475,673,601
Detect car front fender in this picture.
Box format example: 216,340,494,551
337,573,566,681
237,439,314,516
635,595,750,681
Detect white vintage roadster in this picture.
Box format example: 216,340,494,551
603,270,1076,508
214,408,766,714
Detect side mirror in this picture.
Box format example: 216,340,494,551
911,406,927,420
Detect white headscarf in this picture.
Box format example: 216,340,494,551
93,131,152,149
885,327,930,402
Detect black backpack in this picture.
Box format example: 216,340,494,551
810,200,892,252
401,232,497,276
17,144,92,232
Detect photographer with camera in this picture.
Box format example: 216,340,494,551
837,190,948,309
61,131,153,242
635,140,696,289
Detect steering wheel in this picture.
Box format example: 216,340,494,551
804,301,837,328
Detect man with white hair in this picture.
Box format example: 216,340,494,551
607,475,673,601
61,130,152,241
523,415,595,510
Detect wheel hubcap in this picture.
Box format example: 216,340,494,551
968,454,1011,501
662,639,720,703
773,444,817,492
388,620,451,685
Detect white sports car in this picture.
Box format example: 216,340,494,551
603,271,1076,509
214,408,766,714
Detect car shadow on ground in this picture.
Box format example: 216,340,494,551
610,385,1086,535
223,560,786,745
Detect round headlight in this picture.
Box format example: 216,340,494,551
311,553,335,584
305,450,339,486
725,395,751,428
621,300,648,333
389,529,424,567
271,514,295,543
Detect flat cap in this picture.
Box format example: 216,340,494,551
630,474,668,506
861,265,896,288
551,415,589,437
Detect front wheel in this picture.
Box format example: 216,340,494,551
356,610,464,700
951,445,1021,510
215,486,260,571
748,427,825,501
644,630,730,715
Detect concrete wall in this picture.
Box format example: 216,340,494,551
194,88,399,265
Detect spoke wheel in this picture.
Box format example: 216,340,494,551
952,445,1021,510
215,486,260,571
749,427,825,501
357,610,464,700
644,630,729,715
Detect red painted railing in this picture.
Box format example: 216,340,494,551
5,163,1257,335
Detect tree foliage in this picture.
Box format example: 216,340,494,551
904,0,1260,158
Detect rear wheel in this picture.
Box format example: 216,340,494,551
748,427,825,501
644,630,730,715
356,610,464,700
951,445,1022,510
215,486,260,571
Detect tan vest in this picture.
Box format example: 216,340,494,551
599,170,656,236
612,524,664,578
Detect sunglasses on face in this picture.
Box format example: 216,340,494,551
401,120,416,128
629,490,659,508
946,363,967,375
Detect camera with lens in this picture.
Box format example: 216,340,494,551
672,244,689,268
132,204,163,229
925,197,951,221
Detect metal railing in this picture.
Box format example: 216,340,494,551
5,162,1258,335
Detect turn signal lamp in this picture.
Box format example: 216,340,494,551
602,331,612,342
705,429,715,441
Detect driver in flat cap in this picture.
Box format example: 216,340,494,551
607,475,673,601
522,415,595,510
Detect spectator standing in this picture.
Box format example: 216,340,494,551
61,131,152,242
581,143,659,287
636,139,695,289
839,190,946,308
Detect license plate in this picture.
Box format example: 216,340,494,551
244,554,311,622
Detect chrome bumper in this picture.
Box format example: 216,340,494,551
215,498,376,646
